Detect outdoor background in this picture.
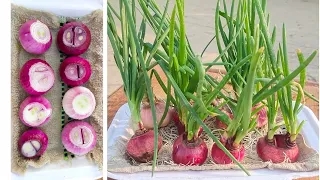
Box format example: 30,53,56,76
107,0,319,95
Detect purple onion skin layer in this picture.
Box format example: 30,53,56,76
61,121,97,156
59,56,92,86
20,59,55,95
19,20,52,54
211,138,245,164
57,22,91,55
172,133,208,165
140,102,173,129
126,130,163,163
19,96,52,127
252,103,268,128
18,129,48,159
256,135,299,163
172,110,203,136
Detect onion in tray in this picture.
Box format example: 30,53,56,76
18,129,48,159
61,121,97,156
57,22,91,56
62,86,96,120
19,20,52,54
60,56,91,86
20,59,55,96
19,96,52,127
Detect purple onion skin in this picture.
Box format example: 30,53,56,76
256,135,299,163
18,129,48,159
19,20,52,54
126,130,163,163
19,96,52,127
20,59,55,96
211,138,245,164
57,22,91,55
172,133,208,165
61,121,97,156
59,56,92,86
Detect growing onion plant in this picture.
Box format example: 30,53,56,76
254,0,318,163
108,0,318,176
210,0,317,164
137,0,252,173
107,0,170,170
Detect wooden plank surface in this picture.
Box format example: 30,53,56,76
107,67,319,180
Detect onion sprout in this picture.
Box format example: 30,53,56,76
108,0,170,174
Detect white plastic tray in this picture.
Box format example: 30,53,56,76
107,103,319,180
12,156,101,180
11,1,103,179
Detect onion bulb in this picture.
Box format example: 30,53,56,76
211,138,245,164
172,109,203,136
126,130,162,163
215,109,233,129
214,104,267,129
61,121,97,156
19,20,52,54
18,129,48,159
60,56,92,86
172,133,208,165
57,22,91,55
19,96,52,127
140,101,172,129
20,59,55,95
256,134,299,163
252,103,268,128
62,86,96,120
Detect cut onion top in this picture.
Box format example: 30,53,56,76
60,56,91,86
19,96,52,127
19,20,52,54
18,129,48,159
61,121,97,156
57,22,91,55
62,86,96,119
20,59,55,95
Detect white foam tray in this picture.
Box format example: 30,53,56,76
107,103,319,180
11,1,103,179
12,156,101,180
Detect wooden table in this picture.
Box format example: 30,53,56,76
107,66,319,180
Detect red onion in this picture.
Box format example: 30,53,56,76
62,86,96,120
214,110,233,129
18,129,48,159
172,109,185,134
214,104,267,129
19,20,52,54
172,110,203,136
126,130,162,163
252,103,268,128
19,96,52,127
256,134,299,163
172,134,208,165
20,59,55,95
140,101,172,129
61,121,97,156
60,56,91,86
211,138,245,164
57,22,91,55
